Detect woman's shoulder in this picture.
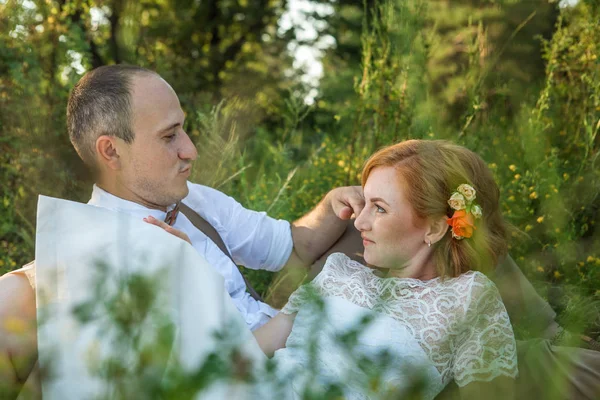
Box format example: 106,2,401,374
321,252,370,276
447,270,496,289
438,270,500,309
454,270,506,319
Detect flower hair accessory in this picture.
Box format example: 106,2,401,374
446,184,482,240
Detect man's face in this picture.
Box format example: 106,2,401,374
117,74,197,208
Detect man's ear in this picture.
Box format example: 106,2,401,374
425,215,449,246
95,135,122,170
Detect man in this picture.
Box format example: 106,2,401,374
0,65,364,396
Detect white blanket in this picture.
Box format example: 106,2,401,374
34,195,265,399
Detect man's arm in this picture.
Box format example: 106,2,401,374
493,255,560,338
458,377,515,400
284,186,364,269
0,274,38,399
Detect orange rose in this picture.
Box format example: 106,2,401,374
446,210,476,239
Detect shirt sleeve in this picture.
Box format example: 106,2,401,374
452,274,519,387
185,183,293,272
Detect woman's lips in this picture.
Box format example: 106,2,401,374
362,236,374,246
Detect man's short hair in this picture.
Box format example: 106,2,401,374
67,64,157,167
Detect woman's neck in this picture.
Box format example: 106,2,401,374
385,251,438,280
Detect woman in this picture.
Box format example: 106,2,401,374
252,140,518,399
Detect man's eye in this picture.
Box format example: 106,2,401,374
164,133,176,141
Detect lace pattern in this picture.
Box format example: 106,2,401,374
281,253,518,387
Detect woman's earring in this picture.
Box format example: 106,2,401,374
427,240,431,248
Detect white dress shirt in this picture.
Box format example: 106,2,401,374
88,182,294,330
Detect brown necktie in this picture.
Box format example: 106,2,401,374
164,202,180,226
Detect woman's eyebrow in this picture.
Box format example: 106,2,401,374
369,197,389,205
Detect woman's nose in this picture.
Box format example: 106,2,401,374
354,208,371,232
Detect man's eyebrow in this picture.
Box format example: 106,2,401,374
157,121,183,135
369,197,389,205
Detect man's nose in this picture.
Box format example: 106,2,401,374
179,130,198,161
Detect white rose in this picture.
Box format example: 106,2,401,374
457,184,476,202
471,204,482,219
448,192,466,210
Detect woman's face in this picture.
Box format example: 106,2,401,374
354,166,429,274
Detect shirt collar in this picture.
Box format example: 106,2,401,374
88,184,178,216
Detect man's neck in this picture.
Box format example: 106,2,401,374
95,181,168,212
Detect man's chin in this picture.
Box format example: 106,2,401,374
175,184,190,202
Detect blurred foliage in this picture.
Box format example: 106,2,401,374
58,264,435,399
1,0,600,340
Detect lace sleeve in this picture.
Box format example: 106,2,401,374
280,284,311,315
279,253,352,315
452,274,518,387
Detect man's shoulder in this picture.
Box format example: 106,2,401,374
184,182,236,207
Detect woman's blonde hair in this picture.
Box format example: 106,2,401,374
361,140,508,278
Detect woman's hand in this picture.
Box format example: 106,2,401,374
143,215,192,245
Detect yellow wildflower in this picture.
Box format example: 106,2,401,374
337,160,345,168
525,225,533,232
588,256,596,263
563,173,570,181
537,216,544,223
537,266,544,273
553,271,562,279
529,192,538,199
514,174,521,180
509,165,517,172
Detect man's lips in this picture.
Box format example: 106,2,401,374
179,166,191,175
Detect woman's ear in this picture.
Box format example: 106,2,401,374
425,215,449,246
95,135,122,170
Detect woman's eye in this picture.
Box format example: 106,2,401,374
376,205,386,213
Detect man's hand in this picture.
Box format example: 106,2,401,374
285,185,365,272
327,186,364,220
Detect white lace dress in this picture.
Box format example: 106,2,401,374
268,253,518,399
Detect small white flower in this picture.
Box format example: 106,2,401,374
451,230,465,240
457,184,476,202
448,192,466,210
471,205,482,219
